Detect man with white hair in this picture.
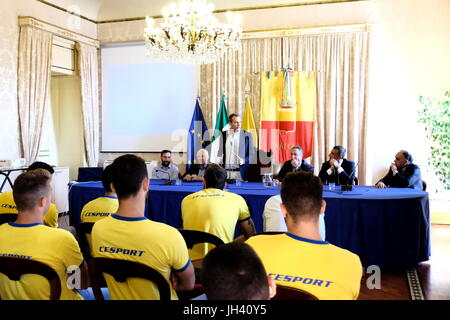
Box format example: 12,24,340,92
183,148,210,181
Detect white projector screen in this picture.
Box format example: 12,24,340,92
101,43,198,152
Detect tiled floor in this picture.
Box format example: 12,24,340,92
358,224,450,300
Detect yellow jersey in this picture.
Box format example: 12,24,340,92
0,222,84,300
246,233,362,300
0,191,58,228
91,214,190,300
181,188,251,260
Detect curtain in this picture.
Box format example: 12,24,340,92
17,27,53,165
78,43,100,167
200,32,370,183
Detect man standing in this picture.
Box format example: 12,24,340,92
246,172,362,300
151,150,180,180
276,146,314,182
217,114,255,181
375,150,423,190
318,146,356,185
183,148,209,181
181,164,256,264
92,154,194,300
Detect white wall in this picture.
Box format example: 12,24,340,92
51,76,85,180
367,0,450,189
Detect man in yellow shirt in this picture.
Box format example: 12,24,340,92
0,161,58,228
181,164,256,264
92,154,194,300
0,169,89,300
80,165,118,223
246,172,362,300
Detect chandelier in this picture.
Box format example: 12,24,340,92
144,0,242,64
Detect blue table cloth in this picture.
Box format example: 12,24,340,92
68,180,430,268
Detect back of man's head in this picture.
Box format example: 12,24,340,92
201,242,270,300
13,169,52,212
204,164,227,190
27,161,54,175
110,154,147,199
281,172,323,221
101,165,113,192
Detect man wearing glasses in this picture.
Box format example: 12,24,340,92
375,150,423,190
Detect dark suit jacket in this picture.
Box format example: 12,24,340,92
218,130,255,181
378,163,423,190
276,160,314,181
182,163,209,179
319,159,356,185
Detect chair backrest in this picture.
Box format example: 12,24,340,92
0,257,61,300
90,257,171,300
75,222,95,261
422,180,427,191
177,229,225,249
354,176,359,185
250,231,285,237
272,284,318,300
0,214,18,225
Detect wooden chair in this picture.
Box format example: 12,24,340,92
90,257,171,300
0,257,61,300
75,222,94,261
0,214,18,225
272,284,318,300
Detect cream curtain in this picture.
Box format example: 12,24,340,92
78,43,100,167
200,32,370,183
17,27,53,165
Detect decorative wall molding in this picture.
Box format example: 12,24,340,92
243,23,371,39
18,16,100,48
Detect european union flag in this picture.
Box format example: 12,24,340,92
187,97,210,170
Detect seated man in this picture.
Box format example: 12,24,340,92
183,148,209,181
263,194,326,241
276,146,314,183
0,161,58,227
318,146,356,185
246,172,362,300
151,150,180,180
80,165,118,253
0,169,89,299
375,150,423,190
92,154,194,300
181,164,256,265
200,242,276,300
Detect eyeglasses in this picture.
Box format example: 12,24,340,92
395,157,405,161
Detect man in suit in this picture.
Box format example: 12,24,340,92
183,148,209,181
375,150,423,190
217,113,255,181
318,146,356,185
276,146,314,182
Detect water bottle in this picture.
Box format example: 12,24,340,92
262,173,273,187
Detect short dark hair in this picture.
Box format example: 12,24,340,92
228,113,239,122
160,150,171,157
291,146,303,154
333,146,346,158
27,161,54,175
101,165,113,192
201,242,270,300
110,154,147,199
13,169,52,211
280,171,323,221
400,150,413,162
204,164,227,190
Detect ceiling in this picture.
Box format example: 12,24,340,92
42,0,346,22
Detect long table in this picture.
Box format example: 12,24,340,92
68,180,430,269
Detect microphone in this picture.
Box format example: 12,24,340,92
342,162,359,191
155,169,171,181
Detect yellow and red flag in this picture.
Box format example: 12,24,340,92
241,96,258,148
260,70,316,163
